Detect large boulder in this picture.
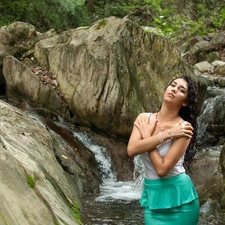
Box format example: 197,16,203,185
197,93,225,146
191,145,223,204
2,18,207,139
0,22,38,65
0,22,56,95
0,99,100,225
3,55,69,116
0,21,56,65
34,16,196,138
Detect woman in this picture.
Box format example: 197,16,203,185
127,76,199,225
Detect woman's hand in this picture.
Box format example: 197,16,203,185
168,121,193,139
134,113,157,139
127,113,160,157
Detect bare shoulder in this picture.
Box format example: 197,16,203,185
137,112,151,119
180,120,192,126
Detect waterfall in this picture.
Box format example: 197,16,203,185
27,110,143,203
73,131,142,202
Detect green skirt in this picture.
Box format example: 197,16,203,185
140,173,199,225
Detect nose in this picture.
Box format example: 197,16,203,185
171,86,177,93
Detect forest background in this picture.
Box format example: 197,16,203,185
1,0,225,43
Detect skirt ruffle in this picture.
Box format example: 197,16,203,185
140,173,198,210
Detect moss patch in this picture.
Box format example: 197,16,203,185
97,19,107,30
70,200,82,224
27,175,35,188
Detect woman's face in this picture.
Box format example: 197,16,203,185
163,78,189,107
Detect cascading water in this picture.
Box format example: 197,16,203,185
73,131,144,224
3,96,225,224
73,131,143,201
23,109,144,224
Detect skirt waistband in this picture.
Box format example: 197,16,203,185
143,172,186,186
140,173,198,210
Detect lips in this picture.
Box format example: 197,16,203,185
167,93,175,98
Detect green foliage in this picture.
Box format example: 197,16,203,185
138,1,225,40
88,0,135,22
142,0,162,11
24,0,90,32
0,0,89,32
0,0,224,38
210,7,225,29
106,3,135,18
0,0,28,26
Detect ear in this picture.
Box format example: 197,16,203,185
182,101,188,107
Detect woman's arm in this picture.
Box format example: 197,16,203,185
148,137,190,177
127,126,162,157
127,113,193,157
127,113,159,157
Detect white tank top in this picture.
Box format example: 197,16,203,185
139,113,185,179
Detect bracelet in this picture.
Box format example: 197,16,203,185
158,132,164,144
167,129,174,140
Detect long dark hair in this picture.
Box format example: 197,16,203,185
169,75,199,171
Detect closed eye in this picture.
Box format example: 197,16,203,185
180,88,186,93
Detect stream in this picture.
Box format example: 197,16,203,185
82,199,143,225
2,96,225,225
72,129,225,225
73,131,144,224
